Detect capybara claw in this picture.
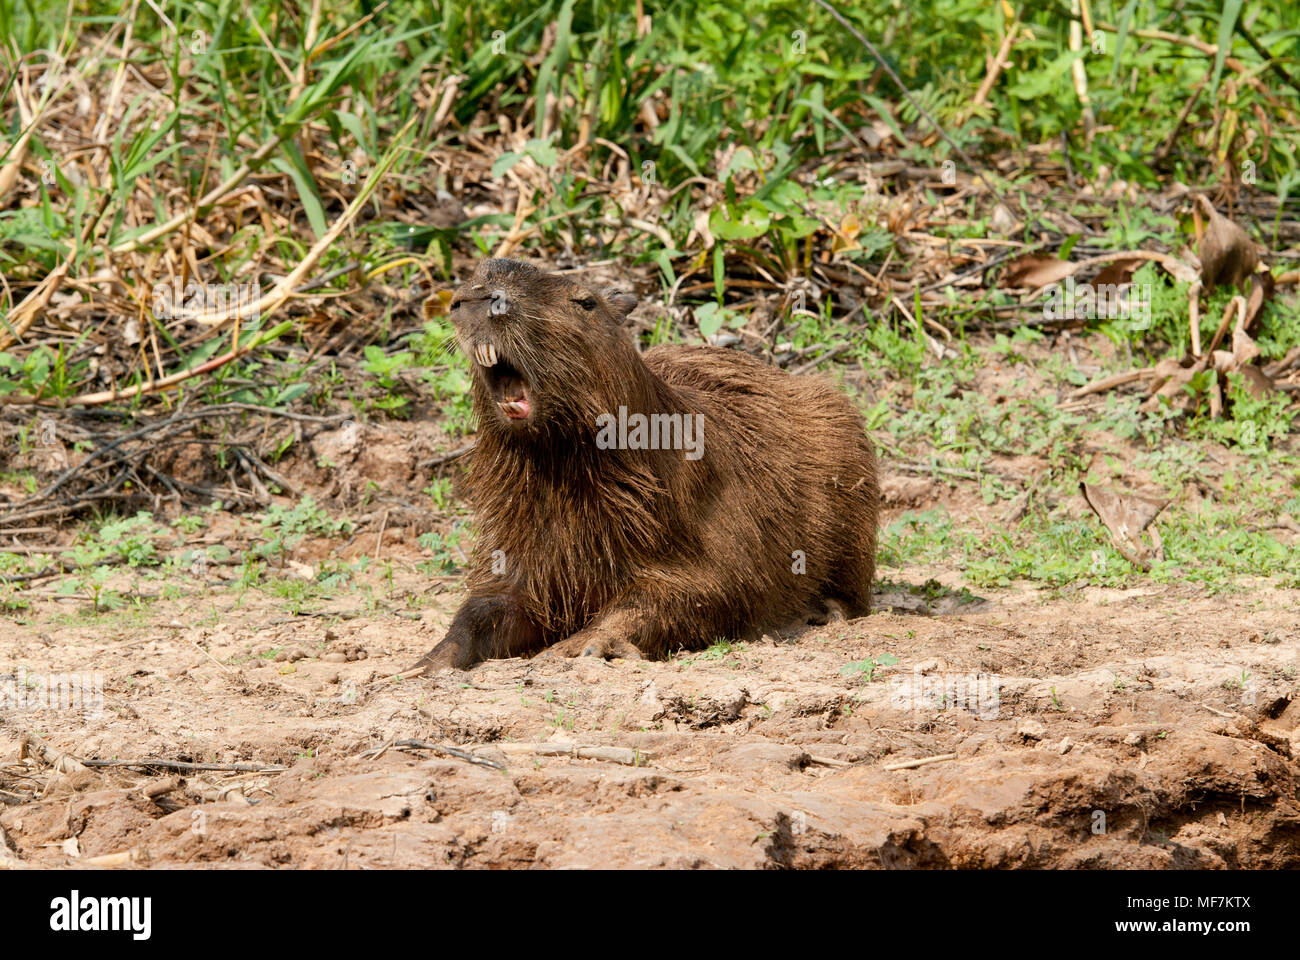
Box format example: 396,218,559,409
536,635,643,662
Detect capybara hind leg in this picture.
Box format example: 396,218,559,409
826,555,874,620
803,595,854,626
808,597,848,625
412,593,543,671
828,583,872,620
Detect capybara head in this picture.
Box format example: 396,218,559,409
447,259,639,440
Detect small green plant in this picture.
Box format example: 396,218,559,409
695,638,742,663
0,343,90,400
254,496,352,564
171,514,207,535
417,523,469,573
424,477,456,512
840,653,899,684
360,346,415,415
58,565,125,613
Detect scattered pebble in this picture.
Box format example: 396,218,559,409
1016,718,1047,741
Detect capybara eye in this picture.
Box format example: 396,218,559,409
572,296,597,311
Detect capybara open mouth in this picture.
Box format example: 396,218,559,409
474,341,531,420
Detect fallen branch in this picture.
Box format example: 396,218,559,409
417,442,477,470
882,752,958,771
1071,367,1156,398
495,742,652,766
80,758,288,773
388,740,505,771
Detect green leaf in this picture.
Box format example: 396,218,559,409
1209,0,1244,99
1007,50,1082,100
524,137,558,167
275,382,311,405
332,110,370,152
272,145,328,240
492,152,522,179
863,95,907,144
792,93,855,148
1109,0,1140,82
709,200,771,241
655,249,677,286
663,143,702,177
695,302,725,338
250,321,293,349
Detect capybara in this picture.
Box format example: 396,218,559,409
412,258,878,671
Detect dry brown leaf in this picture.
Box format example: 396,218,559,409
1151,291,1274,414
885,195,916,236
1149,356,1188,385
422,288,454,319
1196,195,1258,291
1139,355,1210,413
1243,271,1274,330
989,203,1019,235
1000,254,1075,289
1234,364,1275,399
1211,350,1237,374
1080,482,1170,569
1232,322,1261,367
1092,257,1144,287
831,212,862,253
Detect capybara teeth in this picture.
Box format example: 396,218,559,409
476,343,497,366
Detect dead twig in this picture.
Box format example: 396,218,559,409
417,442,476,470
389,740,505,771
882,752,958,771
80,758,288,773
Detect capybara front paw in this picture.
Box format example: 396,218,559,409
408,637,470,673
535,634,643,661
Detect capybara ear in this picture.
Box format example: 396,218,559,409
602,288,637,320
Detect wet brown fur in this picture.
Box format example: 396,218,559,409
414,258,878,670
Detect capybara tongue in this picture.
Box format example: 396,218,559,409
500,395,531,419
494,370,531,419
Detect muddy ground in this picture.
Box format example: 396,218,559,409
2,485,1298,869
